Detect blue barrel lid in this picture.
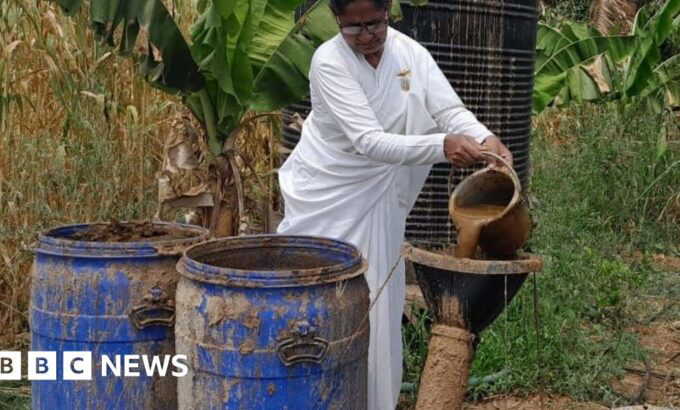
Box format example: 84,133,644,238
178,235,367,288
35,222,210,258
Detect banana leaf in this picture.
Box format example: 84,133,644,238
536,23,572,68
189,0,336,115
647,0,680,44
538,35,634,77
248,0,403,110
567,66,602,103
54,0,204,93
632,4,654,36
190,1,256,104
534,35,634,113
533,71,568,113
665,81,680,107
641,54,680,99
585,54,614,94
250,0,338,111
183,0,337,152
560,21,603,42
623,0,680,97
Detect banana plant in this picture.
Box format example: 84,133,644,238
533,0,680,114
54,0,339,235
185,0,338,153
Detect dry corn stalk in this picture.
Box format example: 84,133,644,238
590,0,639,34
156,115,215,223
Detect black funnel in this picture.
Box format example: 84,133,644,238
405,245,542,334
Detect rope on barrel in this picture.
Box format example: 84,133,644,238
337,254,403,361
314,254,404,410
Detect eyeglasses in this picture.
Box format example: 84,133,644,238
337,18,388,36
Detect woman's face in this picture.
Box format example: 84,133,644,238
335,0,389,56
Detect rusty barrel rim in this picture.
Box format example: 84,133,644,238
178,235,367,288
404,243,543,274
36,222,210,258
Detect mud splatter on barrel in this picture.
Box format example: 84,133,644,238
175,235,369,410
30,222,208,410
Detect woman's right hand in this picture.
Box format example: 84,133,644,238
443,134,485,168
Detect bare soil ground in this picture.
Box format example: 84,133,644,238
613,255,680,407
463,394,607,409
398,394,608,409
624,251,680,273
610,323,680,407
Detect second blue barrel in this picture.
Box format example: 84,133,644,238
176,235,369,409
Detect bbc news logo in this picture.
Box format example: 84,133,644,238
0,351,188,380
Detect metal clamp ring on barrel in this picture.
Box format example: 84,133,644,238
129,285,175,330
276,320,329,366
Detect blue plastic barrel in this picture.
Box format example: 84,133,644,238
31,222,208,410
176,235,369,410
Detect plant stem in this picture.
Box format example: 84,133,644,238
198,88,222,155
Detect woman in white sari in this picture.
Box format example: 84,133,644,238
277,0,512,408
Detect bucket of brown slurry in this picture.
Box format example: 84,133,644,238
449,151,532,259
403,245,543,410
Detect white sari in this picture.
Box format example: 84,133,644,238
277,27,491,410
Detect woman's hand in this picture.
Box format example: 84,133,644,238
481,135,513,168
443,134,485,168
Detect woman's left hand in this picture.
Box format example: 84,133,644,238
482,135,513,168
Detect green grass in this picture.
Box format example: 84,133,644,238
402,101,680,406
401,307,432,405
0,381,30,410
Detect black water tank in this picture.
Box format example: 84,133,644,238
282,0,537,248
281,102,311,154
396,0,537,247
